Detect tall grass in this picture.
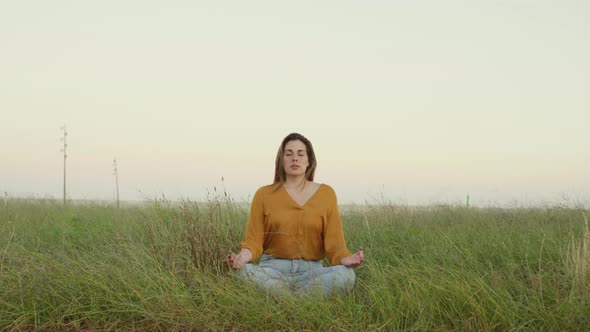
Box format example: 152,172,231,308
565,214,590,297
0,194,588,331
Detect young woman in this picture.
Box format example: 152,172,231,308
227,133,364,297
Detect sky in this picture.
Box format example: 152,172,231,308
1,1,589,207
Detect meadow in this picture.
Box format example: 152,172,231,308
0,193,589,331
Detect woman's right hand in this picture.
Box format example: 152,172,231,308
226,248,253,269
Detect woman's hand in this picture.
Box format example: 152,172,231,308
341,247,364,268
226,248,253,269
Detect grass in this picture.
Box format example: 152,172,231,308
0,193,589,331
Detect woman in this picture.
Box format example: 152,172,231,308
227,133,364,297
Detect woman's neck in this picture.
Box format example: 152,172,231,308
283,175,307,190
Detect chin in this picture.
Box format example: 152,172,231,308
286,171,304,177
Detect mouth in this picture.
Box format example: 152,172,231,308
290,165,300,169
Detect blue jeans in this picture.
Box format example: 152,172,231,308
237,254,355,297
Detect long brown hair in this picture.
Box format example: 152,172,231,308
273,133,317,190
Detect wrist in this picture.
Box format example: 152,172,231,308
239,248,253,262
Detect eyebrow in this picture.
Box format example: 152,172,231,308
285,149,306,153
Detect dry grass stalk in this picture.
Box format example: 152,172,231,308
567,214,589,294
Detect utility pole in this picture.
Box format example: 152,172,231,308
113,158,120,208
60,125,68,205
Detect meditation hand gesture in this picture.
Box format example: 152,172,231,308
341,247,364,268
227,249,252,269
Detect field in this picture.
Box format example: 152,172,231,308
1,194,589,331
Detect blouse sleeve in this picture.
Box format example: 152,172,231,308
323,186,352,266
239,187,265,261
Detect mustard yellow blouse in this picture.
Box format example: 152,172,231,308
240,183,352,266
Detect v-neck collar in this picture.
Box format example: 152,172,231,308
282,183,324,209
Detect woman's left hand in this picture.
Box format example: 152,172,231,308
341,247,364,268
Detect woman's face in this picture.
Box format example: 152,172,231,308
283,139,309,177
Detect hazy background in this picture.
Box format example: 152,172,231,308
1,1,589,207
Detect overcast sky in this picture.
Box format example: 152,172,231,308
1,1,589,207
